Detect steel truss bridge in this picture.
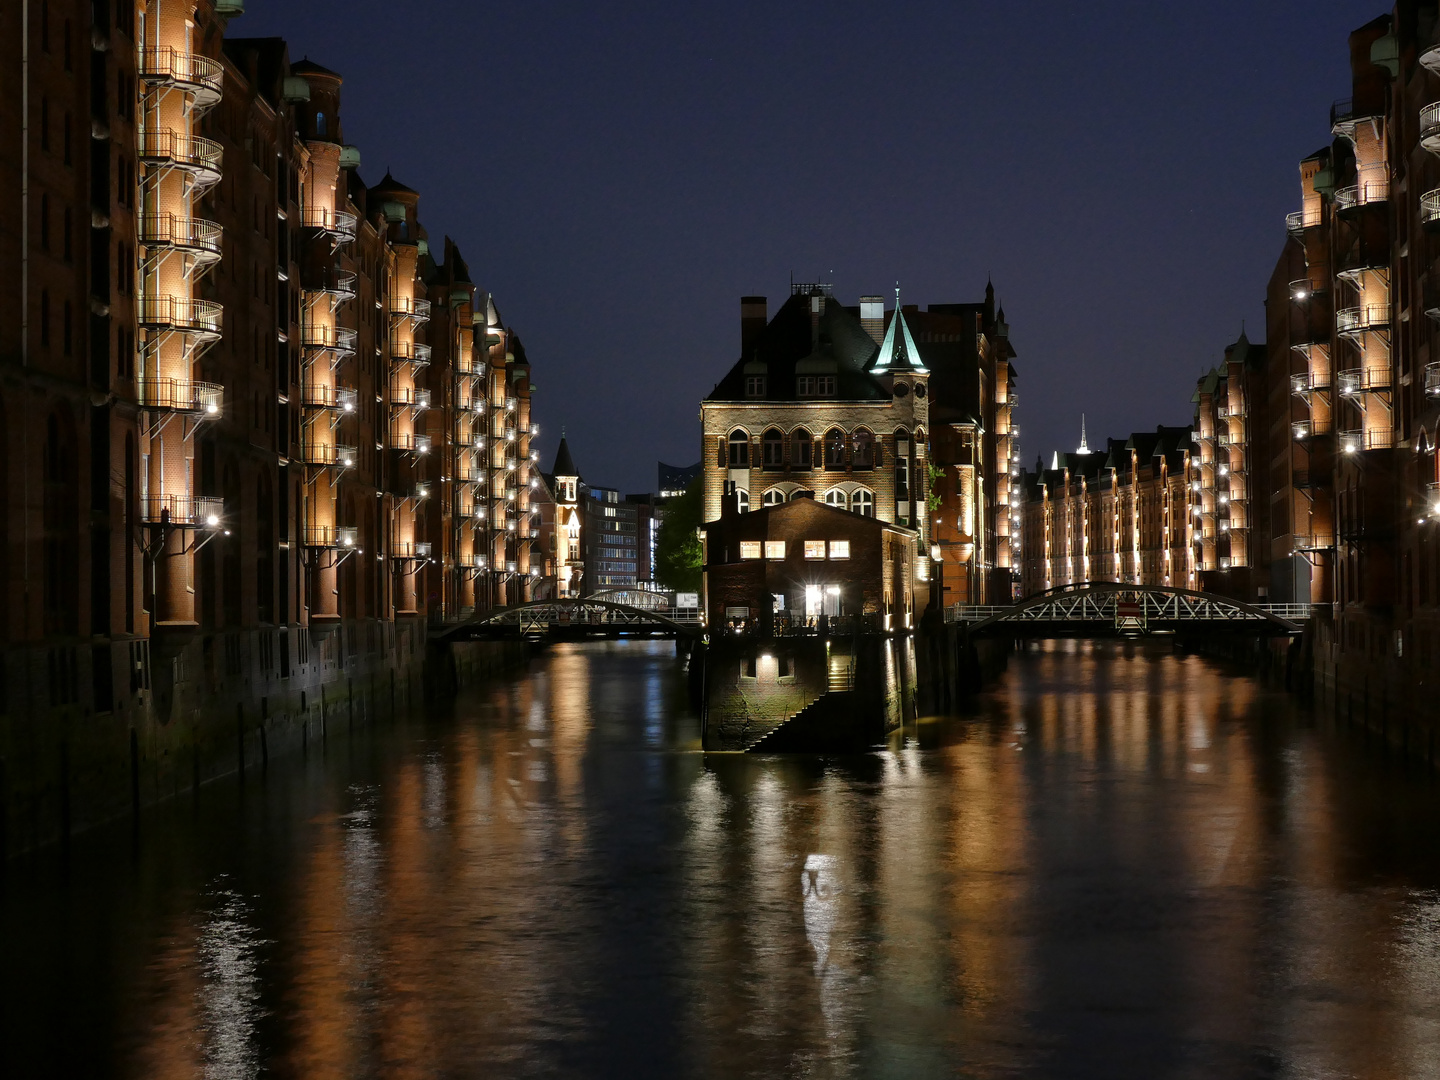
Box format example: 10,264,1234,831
435,598,704,642
948,582,1315,638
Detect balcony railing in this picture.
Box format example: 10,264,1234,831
1291,372,1331,395
390,296,432,322
138,213,223,262
137,296,223,337
140,494,224,528
1334,180,1390,212
300,384,357,411
301,206,358,242
137,129,223,188
455,354,480,376
456,465,482,483
390,340,431,366
305,269,357,302
301,323,358,354
1423,190,1440,232
1423,103,1440,154
1336,304,1390,335
1337,368,1392,395
299,441,358,468
456,552,486,569
1426,361,1440,397
302,525,359,548
137,47,223,107
1293,534,1336,552
390,387,431,410
391,433,432,454
392,542,433,560
1339,429,1394,453
137,378,223,415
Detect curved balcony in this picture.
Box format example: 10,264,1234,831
137,129,223,191
392,542,433,561
138,213,223,267
1336,304,1389,336
1424,43,1440,77
390,340,431,367
305,269,357,303
1289,278,1322,302
390,387,432,411
1291,372,1331,396
1339,429,1394,453
391,433,432,455
300,323,358,356
137,297,223,339
303,525,359,549
301,206,358,244
1292,419,1323,441
1423,103,1440,155
1426,361,1440,397
390,296,432,322
299,441,358,468
137,377,224,415
1337,368,1392,395
455,354,480,376
140,494,224,529
138,47,223,110
1423,190,1440,232
1334,180,1389,213
300,384,357,412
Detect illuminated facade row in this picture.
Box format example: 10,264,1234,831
0,0,544,848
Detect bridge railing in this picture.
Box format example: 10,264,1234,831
947,595,1320,626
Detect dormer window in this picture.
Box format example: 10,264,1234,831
745,375,766,398
797,375,836,397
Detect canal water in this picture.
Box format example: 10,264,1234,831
5,640,1440,1079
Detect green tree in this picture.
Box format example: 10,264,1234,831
655,476,703,593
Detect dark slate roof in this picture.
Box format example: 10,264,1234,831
290,57,341,79
370,171,417,197
704,291,887,403
552,437,577,477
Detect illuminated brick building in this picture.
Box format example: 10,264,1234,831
0,0,542,846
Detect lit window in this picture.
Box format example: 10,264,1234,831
852,490,874,517
804,540,826,559
824,489,848,510
745,375,766,398
829,540,850,559
765,541,785,559
740,541,762,559
762,488,787,506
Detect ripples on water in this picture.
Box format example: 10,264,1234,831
5,639,1440,1079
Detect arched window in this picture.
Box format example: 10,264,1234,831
762,488,787,506
762,428,784,469
316,111,327,138
792,428,812,469
824,428,846,470
824,489,848,511
852,489,875,517
852,429,875,470
728,429,749,467
735,488,750,513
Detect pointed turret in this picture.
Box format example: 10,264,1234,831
869,287,928,374
1077,414,1090,454
552,434,577,479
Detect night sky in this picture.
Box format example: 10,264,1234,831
236,1,1368,493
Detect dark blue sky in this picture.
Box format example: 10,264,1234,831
236,1,1367,492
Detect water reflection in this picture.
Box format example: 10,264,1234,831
5,640,1440,1078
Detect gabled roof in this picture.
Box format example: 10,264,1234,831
704,290,887,403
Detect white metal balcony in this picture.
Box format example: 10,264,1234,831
1422,103,1440,155
299,441,358,468
138,47,224,110
1337,368,1392,395
138,213,223,267
300,384,357,412
1426,361,1440,397
390,387,431,410
307,269,357,303
390,340,431,367
392,541,433,560
301,323,358,355
1333,180,1389,212
390,296,432,322
456,552,486,569
140,494,224,528
137,377,223,415
1290,372,1330,396
302,525,359,548
1423,190,1440,232
1288,278,1321,302
391,433,432,454
301,206,358,243
1335,304,1390,335
137,129,223,192
1424,43,1440,77
137,297,223,338
1339,429,1394,453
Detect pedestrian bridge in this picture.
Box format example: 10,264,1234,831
435,598,704,642
947,582,1315,638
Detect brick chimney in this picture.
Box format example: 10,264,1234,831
740,296,767,358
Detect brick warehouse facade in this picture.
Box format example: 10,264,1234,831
0,1,542,851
